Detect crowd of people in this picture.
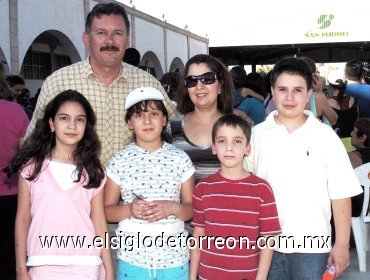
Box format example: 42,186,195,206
0,2,369,280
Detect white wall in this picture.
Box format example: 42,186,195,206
18,0,86,70
189,37,208,58
167,30,187,69
0,0,10,71
135,18,165,68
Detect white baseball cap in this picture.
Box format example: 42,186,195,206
327,70,346,86
125,87,165,110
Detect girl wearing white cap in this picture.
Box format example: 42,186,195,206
104,87,195,280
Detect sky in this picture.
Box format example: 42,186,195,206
118,0,369,47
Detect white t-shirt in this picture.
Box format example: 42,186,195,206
245,110,362,253
107,142,195,268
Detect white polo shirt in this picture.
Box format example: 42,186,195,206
245,110,362,253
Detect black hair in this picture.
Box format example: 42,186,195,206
345,59,364,81
123,47,141,67
177,54,234,114
125,100,172,143
212,114,251,144
5,75,25,87
329,79,347,104
85,2,130,34
270,57,313,90
354,118,370,147
229,66,247,88
6,90,104,189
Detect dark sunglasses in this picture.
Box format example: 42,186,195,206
184,72,218,88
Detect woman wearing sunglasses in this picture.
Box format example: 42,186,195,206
170,54,234,183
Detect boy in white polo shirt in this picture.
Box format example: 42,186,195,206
245,57,362,279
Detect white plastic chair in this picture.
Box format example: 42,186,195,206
351,162,370,272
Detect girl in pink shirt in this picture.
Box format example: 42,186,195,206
7,90,113,280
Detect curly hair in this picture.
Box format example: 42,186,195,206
6,90,104,189
176,54,234,114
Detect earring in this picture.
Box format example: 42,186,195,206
218,90,221,95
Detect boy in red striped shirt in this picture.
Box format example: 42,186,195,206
190,114,281,280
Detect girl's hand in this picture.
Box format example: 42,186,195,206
142,200,172,222
130,197,149,220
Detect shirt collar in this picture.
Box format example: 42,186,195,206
83,56,126,81
263,110,317,132
130,142,170,154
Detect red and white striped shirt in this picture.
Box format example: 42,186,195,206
192,171,281,280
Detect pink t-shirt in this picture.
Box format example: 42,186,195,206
0,100,29,196
20,160,106,265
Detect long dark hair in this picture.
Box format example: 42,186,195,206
6,90,104,189
0,62,12,100
176,54,234,114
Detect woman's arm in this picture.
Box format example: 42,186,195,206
241,88,264,101
316,91,338,125
15,177,32,280
91,190,114,280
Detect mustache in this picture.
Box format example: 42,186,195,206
100,45,120,52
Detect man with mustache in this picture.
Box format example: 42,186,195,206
28,2,177,165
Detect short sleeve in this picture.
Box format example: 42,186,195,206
106,153,121,185
259,182,281,236
191,182,205,228
92,175,107,197
180,152,195,183
19,162,34,190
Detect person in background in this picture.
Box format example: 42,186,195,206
5,75,25,102
104,87,194,280
0,61,29,280
237,72,266,125
263,71,276,118
28,2,176,165
160,71,180,105
327,70,358,151
344,59,370,118
300,56,338,126
191,114,280,280
171,54,234,182
246,57,362,279
348,118,370,168
122,47,141,67
7,90,114,280
347,118,370,217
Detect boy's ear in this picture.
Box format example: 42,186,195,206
245,143,251,157
211,144,217,155
307,88,313,101
163,116,167,127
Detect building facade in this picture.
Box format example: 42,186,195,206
0,0,208,94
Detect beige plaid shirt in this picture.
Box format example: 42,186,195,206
28,59,177,165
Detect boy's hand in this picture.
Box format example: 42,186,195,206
142,200,172,222
328,244,350,277
130,197,149,220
